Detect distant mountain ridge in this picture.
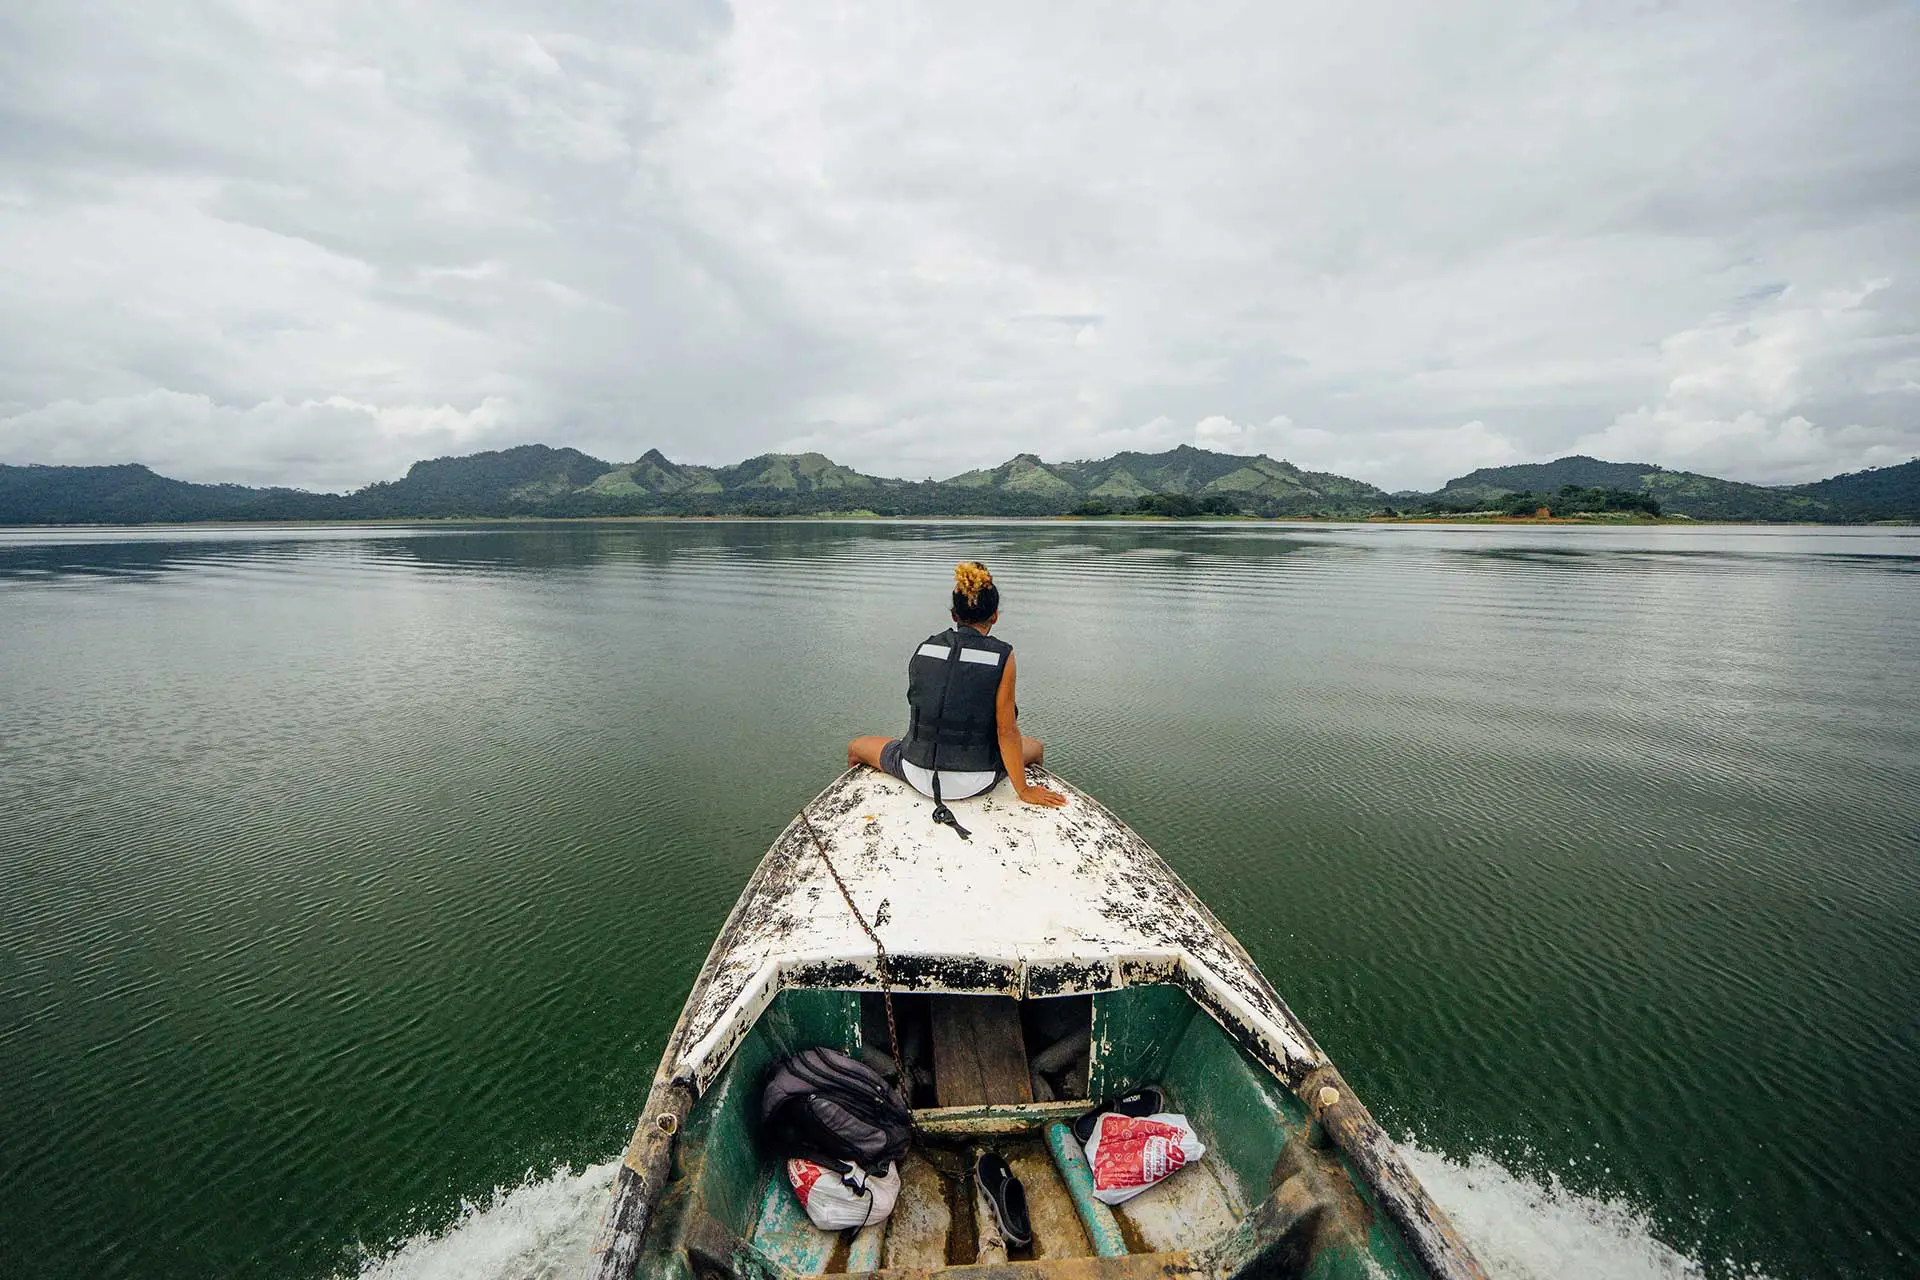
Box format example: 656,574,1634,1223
1,444,1915,524
1423,453,1920,523
1793,460,1920,521
1435,456,1666,495
0,461,352,524
1425,455,1821,521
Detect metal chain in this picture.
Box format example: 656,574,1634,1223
797,809,902,1083
797,808,973,1192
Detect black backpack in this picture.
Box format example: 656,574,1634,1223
761,1047,913,1173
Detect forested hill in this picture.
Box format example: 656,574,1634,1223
1424,454,1920,523
1793,458,1920,521
1432,456,1667,497
0,463,354,524
1,445,1915,524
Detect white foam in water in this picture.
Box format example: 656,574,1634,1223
353,1160,617,1280
1399,1143,1768,1280
355,1147,1759,1280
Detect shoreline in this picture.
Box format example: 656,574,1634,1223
2,512,1911,532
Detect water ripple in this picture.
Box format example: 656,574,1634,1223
2,521,1916,1279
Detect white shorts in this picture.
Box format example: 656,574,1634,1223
880,738,1004,800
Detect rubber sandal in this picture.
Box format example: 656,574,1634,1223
1071,1086,1167,1146
975,1151,1032,1249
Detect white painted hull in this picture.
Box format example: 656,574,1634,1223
673,767,1319,1095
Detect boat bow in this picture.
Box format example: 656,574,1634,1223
675,768,1319,1093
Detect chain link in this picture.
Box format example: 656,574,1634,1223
801,809,988,1189
798,809,903,1084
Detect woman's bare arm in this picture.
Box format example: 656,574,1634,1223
997,653,1065,807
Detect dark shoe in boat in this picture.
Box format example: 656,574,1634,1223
975,1151,1032,1249
1071,1086,1167,1146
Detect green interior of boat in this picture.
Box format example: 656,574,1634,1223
636,985,1429,1280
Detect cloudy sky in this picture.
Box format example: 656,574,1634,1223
1,1,1916,492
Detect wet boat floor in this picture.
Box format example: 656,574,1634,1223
751,996,1243,1273
752,1134,1243,1273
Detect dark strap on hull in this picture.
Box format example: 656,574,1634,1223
927,636,968,837
929,772,971,840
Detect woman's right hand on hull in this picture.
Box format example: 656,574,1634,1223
1016,782,1068,808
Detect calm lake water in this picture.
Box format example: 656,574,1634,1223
2,520,1916,1280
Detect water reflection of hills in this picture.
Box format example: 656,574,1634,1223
0,533,324,583
0,520,1326,583
9,520,1917,589
370,520,1326,575
1448,542,1920,577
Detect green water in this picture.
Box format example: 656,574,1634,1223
1,521,1915,1279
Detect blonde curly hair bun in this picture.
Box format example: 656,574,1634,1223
953,561,994,607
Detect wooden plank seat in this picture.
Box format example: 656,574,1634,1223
911,1100,1087,1138
930,996,1035,1107
849,1252,1207,1280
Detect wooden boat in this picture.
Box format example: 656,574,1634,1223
586,769,1488,1280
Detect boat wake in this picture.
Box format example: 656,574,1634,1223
1397,1146,1771,1279
349,1144,1767,1280
351,1160,618,1280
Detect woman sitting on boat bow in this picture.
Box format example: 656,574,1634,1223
848,561,1067,809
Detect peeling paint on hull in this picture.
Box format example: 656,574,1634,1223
674,768,1321,1094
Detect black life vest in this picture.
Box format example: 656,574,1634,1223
901,626,1012,775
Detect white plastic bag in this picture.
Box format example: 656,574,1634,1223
786,1158,901,1230
1081,1112,1207,1205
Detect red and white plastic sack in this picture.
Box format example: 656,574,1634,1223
786,1158,901,1230
1081,1112,1207,1205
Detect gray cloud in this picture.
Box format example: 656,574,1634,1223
1,0,1916,492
